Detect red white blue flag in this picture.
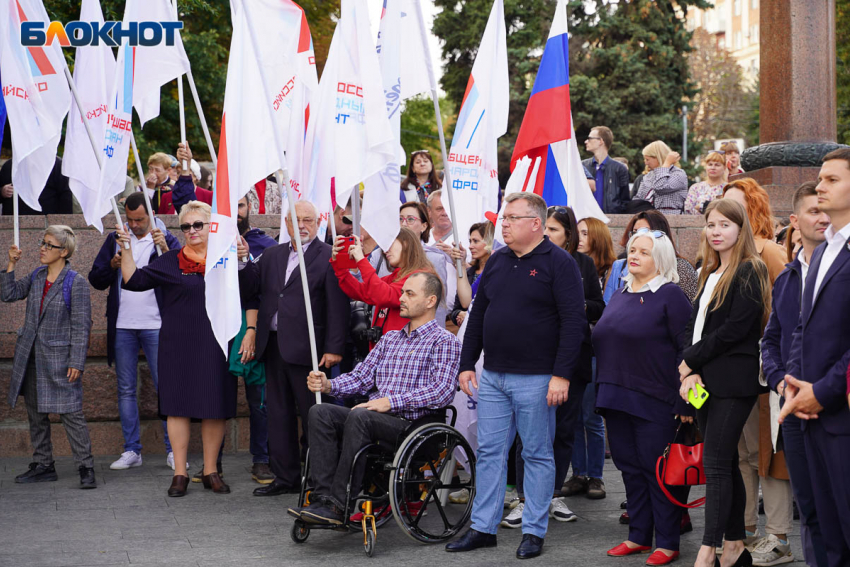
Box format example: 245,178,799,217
511,0,606,222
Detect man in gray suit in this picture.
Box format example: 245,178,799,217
2,226,96,488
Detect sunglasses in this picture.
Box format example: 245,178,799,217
39,240,63,251
180,221,209,233
548,206,569,214
631,227,666,239
411,150,431,155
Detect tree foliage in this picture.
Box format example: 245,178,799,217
400,95,456,171
838,0,850,145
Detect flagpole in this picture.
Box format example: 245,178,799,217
171,0,188,171
128,133,163,254
12,186,19,247
60,64,129,250
350,185,361,239
243,4,322,404
412,0,463,274
185,70,218,171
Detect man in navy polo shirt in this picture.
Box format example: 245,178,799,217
446,192,587,560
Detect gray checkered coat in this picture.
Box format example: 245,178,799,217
1,264,92,413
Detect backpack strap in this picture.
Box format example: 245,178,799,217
30,265,47,284
62,270,77,313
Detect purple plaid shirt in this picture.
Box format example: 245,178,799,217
330,319,461,420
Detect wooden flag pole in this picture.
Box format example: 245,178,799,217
243,4,322,405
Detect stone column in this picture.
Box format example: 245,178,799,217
739,0,846,216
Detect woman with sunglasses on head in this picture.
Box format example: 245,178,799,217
117,201,237,498
679,199,771,567
592,228,694,565
3,226,96,489
400,150,442,204
606,211,699,304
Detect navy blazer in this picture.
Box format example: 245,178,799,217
761,253,804,392
88,227,181,365
786,238,850,435
239,239,350,367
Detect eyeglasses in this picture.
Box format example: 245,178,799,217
180,221,209,233
399,216,422,225
499,215,537,224
715,150,726,155
39,240,63,251
631,227,666,238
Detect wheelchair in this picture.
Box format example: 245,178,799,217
290,406,476,557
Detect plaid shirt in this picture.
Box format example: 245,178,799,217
330,319,461,420
636,166,689,214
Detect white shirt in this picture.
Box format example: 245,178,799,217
798,249,810,296
692,272,722,344
624,274,667,294
116,232,161,330
813,222,850,301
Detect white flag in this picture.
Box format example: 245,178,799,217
62,0,116,231
305,0,395,227
447,0,508,245
0,0,71,211
129,0,191,128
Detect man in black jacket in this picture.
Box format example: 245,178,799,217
238,200,350,496
581,126,630,214
0,157,73,215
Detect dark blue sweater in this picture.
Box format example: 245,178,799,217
592,282,693,418
244,228,278,259
761,253,803,392
459,237,587,378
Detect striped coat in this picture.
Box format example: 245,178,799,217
1,264,92,413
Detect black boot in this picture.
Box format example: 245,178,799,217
15,462,58,484
79,466,97,489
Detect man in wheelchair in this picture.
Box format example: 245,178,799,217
288,272,461,526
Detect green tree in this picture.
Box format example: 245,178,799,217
837,0,850,145
400,95,455,171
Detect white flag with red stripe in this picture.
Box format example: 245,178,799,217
0,0,71,211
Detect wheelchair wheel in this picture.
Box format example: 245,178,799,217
389,423,476,543
364,526,375,557
290,520,310,544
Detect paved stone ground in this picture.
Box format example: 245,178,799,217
0,454,805,567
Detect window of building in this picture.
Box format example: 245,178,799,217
735,30,743,49
751,25,759,43
751,0,758,8
734,0,742,15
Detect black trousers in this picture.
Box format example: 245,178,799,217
308,404,410,510
515,379,585,497
696,395,757,548
265,334,317,487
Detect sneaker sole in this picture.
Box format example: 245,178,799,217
752,554,794,566
110,462,142,470
552,513,577,522
500,520,522,529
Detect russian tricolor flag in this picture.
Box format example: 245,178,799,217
511,0,607,222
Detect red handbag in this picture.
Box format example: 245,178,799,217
655,422,706,508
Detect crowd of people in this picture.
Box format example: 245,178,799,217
2,131,850,567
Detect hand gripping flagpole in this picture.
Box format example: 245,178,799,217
60,63,130,251
412,0,463,275
242,4,322,404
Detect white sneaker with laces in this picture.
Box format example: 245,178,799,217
110,451,142,470
549,497,577,522
750,534,793,566
166,452,190,471
504,487,520,510
449,488,469,504
500,501,524,529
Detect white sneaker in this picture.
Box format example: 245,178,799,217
500,501,524,529
504,487,520,509
751,534,793,566
449,488,470,504
549,497,577,522
166,452,190,471
110,451,142,470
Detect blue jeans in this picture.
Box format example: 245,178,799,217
115,329,170,454
572,358,605,478
471,370,555,539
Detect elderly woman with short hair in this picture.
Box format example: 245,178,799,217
118,201,237,497
3,226,96,488
592,229,694,566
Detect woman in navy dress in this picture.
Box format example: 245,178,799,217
118,200,236,497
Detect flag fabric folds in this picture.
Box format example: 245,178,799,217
447,0,509,245
62,0,116,232
0,0,71,212
305,0,395,234
510,0,607,223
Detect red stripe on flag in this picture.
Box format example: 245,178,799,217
16,0,57,76
284,0,312,53
215,113,231,217
460,75,475,108
511,85,571,171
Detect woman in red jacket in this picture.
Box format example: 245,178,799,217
332,227,437,340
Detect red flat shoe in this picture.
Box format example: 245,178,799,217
646,550,680,565
607,542,652,556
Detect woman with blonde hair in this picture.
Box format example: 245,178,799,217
679,199,771,567
3,226,96,488
119,201,237,497
684,152,728,215
634,141,689,214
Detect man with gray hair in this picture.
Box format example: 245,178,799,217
238,200,350,497
446,192,587,559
